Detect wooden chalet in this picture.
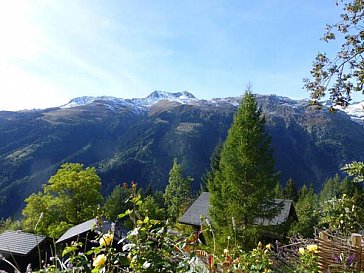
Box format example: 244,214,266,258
0,230,53,273
179,192,297,233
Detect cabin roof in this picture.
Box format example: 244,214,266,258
0,230,46,256
179,192,295,227
56,218,127,244
179,192,210,226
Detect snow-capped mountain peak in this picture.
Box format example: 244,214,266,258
61,91,198,109
147,90,196,100
60,92,364,125
139,90,197,106
62,96,123,108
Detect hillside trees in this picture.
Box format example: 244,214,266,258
209,91,279,248
200,142,222,192
103,184,132,221
289,185,319,237
304,0,364,106
22,163,103,238
164,159,193,222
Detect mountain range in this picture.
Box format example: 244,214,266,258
1,91,364,219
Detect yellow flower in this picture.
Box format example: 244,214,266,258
306,244,318,253
298,247,305,255
265,243,272,250
99,233,114,246
93,254,106,268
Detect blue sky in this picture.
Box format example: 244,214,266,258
0,0,342,110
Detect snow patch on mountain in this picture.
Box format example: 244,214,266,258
61,96,123,108
61,91,198,109
338,102,364,124
130,90,197,106
61,91,364,125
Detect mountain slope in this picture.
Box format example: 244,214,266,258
0,92,363,218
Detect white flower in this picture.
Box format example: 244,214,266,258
142,261,151,269
122,243,136,251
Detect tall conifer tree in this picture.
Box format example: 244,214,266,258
164,159,193,222
209,90,278,247
200,143,222,193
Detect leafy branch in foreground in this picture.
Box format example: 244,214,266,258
304,0,364,107
341,161,364,183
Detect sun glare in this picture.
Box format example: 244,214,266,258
0,0,45,62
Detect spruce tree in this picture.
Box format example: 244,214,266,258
273,182,284,198
283,178,298,202
164,159,193,222
200,142,222,193
209,91,278,247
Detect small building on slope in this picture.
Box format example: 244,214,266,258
0,230,53,273
179,192,297,238
56,218,127,250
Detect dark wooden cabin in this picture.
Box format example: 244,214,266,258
0,230,53,273
179,192,297,239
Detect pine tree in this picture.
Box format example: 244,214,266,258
200,142,222,193
273,182,284,198
164,159,193,222
209,90,279,248
319,174,341,203
283,178,298,202
104,184,132,221
289,185,319,238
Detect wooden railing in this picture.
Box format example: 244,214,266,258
318,231,364,272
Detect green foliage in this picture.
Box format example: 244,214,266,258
342,161,364,183
28,180,364,273
35,183,280,273
210,242,275,272
294,244,319,273
273,182,284,198
319,194,364,234
283,178,298,202
119,184,197,273
0,218,21,233
304,0,364,106
289,185,319,238
164,159,193,222
22,163,103,238
139,195,166,220
209,90,279,249
319,174,343,204
200,142,222,193
316,168,364,234
103,184,133,221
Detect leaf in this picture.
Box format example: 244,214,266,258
118,209,131,219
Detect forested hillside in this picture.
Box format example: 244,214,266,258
1,92,364,218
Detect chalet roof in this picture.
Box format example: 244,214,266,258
254,199,294,226
0,230,46,256
56,218,127,244
179,192,295,227
179,192,210,226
